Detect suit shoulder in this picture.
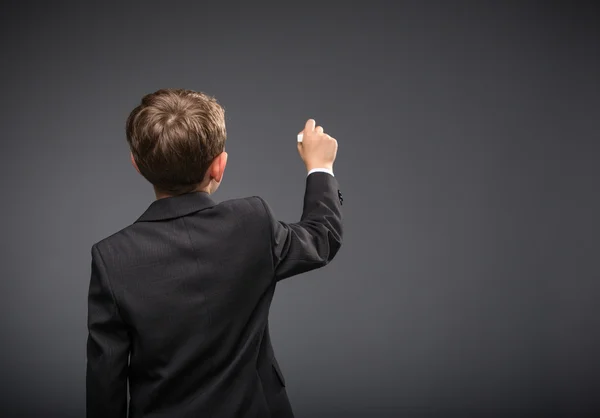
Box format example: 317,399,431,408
218,195,267,213
90,224,135,255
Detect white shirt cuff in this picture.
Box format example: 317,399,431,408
307,168,334,177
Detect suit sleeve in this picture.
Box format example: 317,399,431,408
257,171,343,281
87,244,130,418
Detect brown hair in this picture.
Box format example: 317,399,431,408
126,88,226,195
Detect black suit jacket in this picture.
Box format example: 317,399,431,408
86,172,343,418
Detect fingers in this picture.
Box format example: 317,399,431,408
300,119,332,140
304,119,316,132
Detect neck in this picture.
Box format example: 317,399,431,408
154,182,212,200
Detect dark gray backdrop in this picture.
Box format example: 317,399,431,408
1,1,599,417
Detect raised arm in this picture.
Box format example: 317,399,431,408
258,171,343,281
258,119,343,281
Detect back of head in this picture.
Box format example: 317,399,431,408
126,88,226,196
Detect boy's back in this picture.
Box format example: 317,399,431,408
86,89,343,418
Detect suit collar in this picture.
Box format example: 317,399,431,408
134,191,217,223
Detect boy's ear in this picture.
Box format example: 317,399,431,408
209,151,228,183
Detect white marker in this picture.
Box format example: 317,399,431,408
297,133,303,142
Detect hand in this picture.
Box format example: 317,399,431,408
297,119,338,172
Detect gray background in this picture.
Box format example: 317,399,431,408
1,1,599,417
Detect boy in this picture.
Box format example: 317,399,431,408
86,88,343,417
